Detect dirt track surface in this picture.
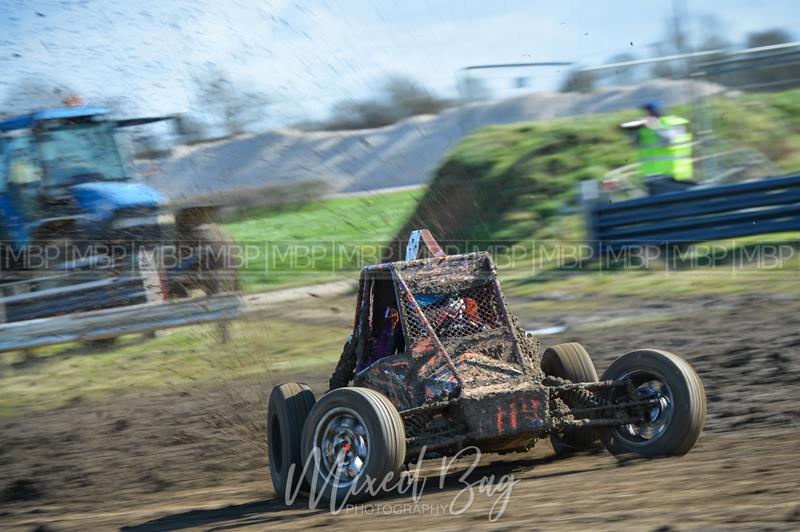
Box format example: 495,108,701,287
2,290,799,530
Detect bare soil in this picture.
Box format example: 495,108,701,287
1,291,799,531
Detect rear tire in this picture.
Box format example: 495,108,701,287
542,342,600,455
600,349,706,457
301,387,406,504
179,223,239,295
267,383,316,501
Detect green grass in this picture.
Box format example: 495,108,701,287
402,89,800,247
399,110,639,245
221,89,799,284
497,226,800,301
0,317,348,413
503,264,800,302
698,89,800,171
225,187,424,291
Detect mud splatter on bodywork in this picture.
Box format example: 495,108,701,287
329,250,624,456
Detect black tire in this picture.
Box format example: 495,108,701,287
267,383,316,501
542,342,600,455
601,349,706,457
328,338,357,390
169,220,241,297
301,387,406,504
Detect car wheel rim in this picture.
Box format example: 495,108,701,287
313,407,369,488
616,370,674,445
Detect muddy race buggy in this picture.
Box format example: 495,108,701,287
267,230,706,503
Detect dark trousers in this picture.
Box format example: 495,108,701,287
646,175,696,195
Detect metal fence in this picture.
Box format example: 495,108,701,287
0,293,241,353
579,42,800,184
576,42,800,253
585,172,800,252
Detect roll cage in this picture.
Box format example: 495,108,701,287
337,232,536,410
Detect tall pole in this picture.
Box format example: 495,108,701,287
672,0,691,77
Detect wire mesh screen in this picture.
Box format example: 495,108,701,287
412,284,501,339
400,291,429,342
393,253,523,372
398,276,525,370
399,280,507,341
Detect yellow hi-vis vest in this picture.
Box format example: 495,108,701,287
637,115,693,180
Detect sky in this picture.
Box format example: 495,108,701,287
1,0,798,126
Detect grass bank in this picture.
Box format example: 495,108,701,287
225,187,424,291
397,89,800,247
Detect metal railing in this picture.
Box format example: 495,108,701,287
0,293,241,352
584,172,800,252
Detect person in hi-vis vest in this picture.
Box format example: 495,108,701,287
621,102,695,195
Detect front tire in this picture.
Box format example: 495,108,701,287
542,343,601,455
601,349,706,457
301,387,406,504
267,383,316,501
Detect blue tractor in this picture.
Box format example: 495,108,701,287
0,106,237,323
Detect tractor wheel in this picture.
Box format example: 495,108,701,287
178,223,239,295
267,383,316,501
600,349,706,458
542,342,601,455
301,387,406,504
197,223,239,295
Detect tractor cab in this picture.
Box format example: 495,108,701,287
0,106,171,248
0,104,238,323
2,108,125,190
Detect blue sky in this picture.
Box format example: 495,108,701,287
1,0,798,125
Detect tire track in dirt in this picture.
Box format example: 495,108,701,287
1,291,799,530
